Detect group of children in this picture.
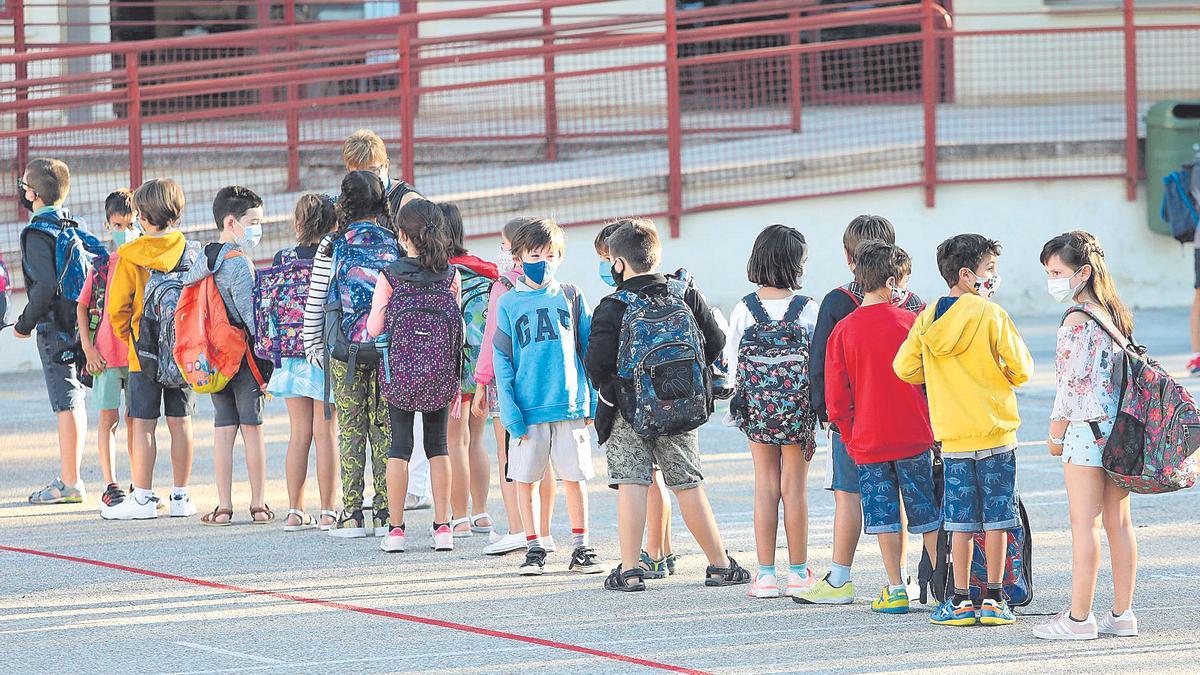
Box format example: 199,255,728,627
15,129,1142,639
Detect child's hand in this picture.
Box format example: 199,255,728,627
13,330,29,339
85,352,106,375
1046,439,1063,457
470,388,487,419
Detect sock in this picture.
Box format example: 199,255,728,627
828,562,852,588
390,523,405,532
1069,613,1088,623
571,528,587,548
526,533,541,550
171,486,188,498
889,583,905,593
952,588,970,605
789,563,807,578
985,582,1003,601
432,521,449,531
132,486,153,501
758,564,776,578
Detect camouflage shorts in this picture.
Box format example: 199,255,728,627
605,414,703,490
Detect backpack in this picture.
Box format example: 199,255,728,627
136,241,200,387
1160,165,1199,244
84,255,112,338
24,212,109,302
253,247,313,366
614,278,711,436
322,222,401,374
174,246,265,394
838,281,925,314
377,266,464,412
457,264,496,395
729,293,818,455
1068,304,1200,494
0,253,10,328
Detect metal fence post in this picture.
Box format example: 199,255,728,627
285,0,300,191
1123,0,1138,201
788,9,802,133
14,0,29,217
543,6,559,161
399,29,416,185
920,0,938,208
664,0,683,238
127,56,143,189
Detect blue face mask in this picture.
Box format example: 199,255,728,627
523,260,556,285
599,261,616,287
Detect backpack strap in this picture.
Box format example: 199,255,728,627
560,283,585,362
741,293,772,325
837,282,864,307
1062,303,1139,357
493,275,515,292
782,295,811,323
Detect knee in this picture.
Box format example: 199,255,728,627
1102,509,1133,535
779,476,806,501
1070,511,1102,533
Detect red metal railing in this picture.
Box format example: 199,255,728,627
3,0,1198,289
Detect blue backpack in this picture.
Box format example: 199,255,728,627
1161,165,1199,243
24,212,109,302
614,278,711,436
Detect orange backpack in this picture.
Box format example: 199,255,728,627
173,249,264,394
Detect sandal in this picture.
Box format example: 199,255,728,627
318,509,338,531
604,564,646,592
705,554,752,587
250,504,276,525
450,515,473,539
200,506,234,527
283,508,316,532
470,512,494,534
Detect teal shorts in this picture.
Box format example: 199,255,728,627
94,367,129,411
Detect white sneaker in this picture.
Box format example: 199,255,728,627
100,493,159,520
169,493,197,518
785,569,818,597
380,526,407,553
748,572,781,599
483,531,527,555
1097,608,1138,637
542,535,556,553
431,524,454,551
1033,610,1099,641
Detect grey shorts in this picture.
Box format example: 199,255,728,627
128,368,195,420
507,418,595,483
35,324,85,413
605,414,703,490
211,367,265,427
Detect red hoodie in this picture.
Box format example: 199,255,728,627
450,254,498,280
825,302,933,464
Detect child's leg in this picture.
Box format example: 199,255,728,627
212,425,237,516
332,362,368,511
467,412,490,525
748,442,783,568
942,455,981,595
366,375,392,512
672,485,730,567
446,410,470,531
1064,462,1106,617
311,399,338,521
539,466,556,535
165,415,193,490
950,532,975,593
618,484,650,570
131,417,158,489
517,481,540,543
422,406,453,525
57,409,86,486
1100,474,1137,615
242,423,267,513
878,533,903,586
386,405,416,527
97,408,120,486
780,444,811,568
645,471,670,560
494,420,523,533
562,479,589,544
284,397,315,515
827,433,861,582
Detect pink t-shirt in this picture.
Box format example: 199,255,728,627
80,253,130,368
473,269,521,386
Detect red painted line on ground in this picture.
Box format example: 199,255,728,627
1,544,708,675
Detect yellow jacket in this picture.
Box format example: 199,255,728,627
107,231,187,372
893,293,1034,453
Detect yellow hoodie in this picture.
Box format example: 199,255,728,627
893,293,1034,453
107,231,187,372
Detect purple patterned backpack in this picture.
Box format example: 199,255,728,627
1068,304,1200,494
253,247,313,366
378,266,464,412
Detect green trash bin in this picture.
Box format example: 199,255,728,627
1146,101,1200,236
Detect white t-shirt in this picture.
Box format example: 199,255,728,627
723,293,819,377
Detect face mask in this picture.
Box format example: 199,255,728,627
612,258,626,285
497,246,515,275
599,261,616,287
17,184,34,212
970,270,1001,298
890,285,908,306
237,223,263,249
1047,268,1085,303
522,260,557,285
111,228,140,246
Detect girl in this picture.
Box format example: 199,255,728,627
367,198,457,552
470,217,558,555
1034,231,1139,640
271,193,338,531
444,204,497,537
724,224,819,599
302,171,395,538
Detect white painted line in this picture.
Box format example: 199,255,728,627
172,642,288,665
166,644,546,675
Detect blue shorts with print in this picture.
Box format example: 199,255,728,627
857,450,941,535
943,448,1020,532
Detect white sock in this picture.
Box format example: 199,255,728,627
889,583,906,593
132,487,154,500
172,486,188,498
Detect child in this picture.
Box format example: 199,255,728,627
367,198,459,552
1033,231,1139,640
894,233,1034,627
102,178,197,520
586,218,749,591
724,224,819,599
443,203,497,537
825,241,940,614
493,217,602,576
186,186,271,526
16,159,88,504
800,214,925,604
77,189,139,509
302,171,396,537
269,193,339,531
471,217,559,556
594,221,676,579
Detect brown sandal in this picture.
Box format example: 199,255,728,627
200,506,234,527
250,504,275,524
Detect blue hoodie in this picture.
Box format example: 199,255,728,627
493,278,596,438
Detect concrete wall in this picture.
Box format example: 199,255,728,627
1,175,1186,375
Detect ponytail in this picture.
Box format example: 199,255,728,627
397,198,451,272
1039,230,1133,338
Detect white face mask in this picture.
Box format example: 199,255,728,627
1047,268,1085,303
970,270,1002,298
111,228,140,246
237,223,263,249
497,246,515,275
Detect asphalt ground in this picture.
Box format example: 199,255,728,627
2,307,1199,674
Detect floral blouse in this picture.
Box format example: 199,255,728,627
1051,315,1120,422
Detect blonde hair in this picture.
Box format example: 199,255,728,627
132,178,185,229
342,129,388,171
1040,230,1133,338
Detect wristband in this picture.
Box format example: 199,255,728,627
1049,435,1065,445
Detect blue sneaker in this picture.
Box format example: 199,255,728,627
979,597,1016,626
930,597,979,626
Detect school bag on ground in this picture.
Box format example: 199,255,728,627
322,222,400,378
23,211,109,302
729,293,818,457
136,241,200,388
614,278,711,437
456,264,495,396
1068,304,1200,494
174,245,265,395
1160,165,1199,244
253,247,313,367
377,266,464,412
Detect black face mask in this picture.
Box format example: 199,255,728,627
17,183,34,212
611,258,626,284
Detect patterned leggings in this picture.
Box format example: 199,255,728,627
330,361,391,512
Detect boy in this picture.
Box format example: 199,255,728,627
825,241,940,614
493,218,602,576
894,233,1034,627
102,178,197,520
17,158,88,504
77,189,140,508
593,222,675,578
586,218,750,592
183,186,271,524
799,214,925,604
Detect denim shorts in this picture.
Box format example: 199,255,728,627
35,324,85,413
93,366,129,411
823,431,859,493
857,450,941,535
128,369,195,420
943,446,1020,532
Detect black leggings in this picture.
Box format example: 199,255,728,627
387,404,451,461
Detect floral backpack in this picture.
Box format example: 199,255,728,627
253,247,313,366
456,265,496,396
729,293,817,457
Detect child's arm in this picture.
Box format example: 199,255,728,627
583,297,620,391
107,255,136,347
492,303,527,438
14,231,57,336
76,274,103,374
366,274,392,338
824,329,854,440
575,288,597,418
302,237,333,365
686,287,726,365
474,280,507,387
809,293,840,424
996,310,1034,387
892,319,926,385
722,301,749,379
